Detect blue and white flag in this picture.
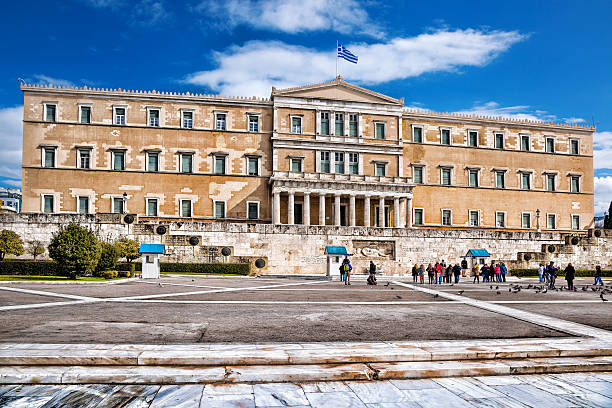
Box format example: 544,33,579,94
337,44,358,64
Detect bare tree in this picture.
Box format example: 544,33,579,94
27,240,45,261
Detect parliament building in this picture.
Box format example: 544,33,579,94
20,77,595,231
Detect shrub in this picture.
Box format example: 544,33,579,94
48,223,101,279
0,230,24,261
160,262,250,275
511,268,612,277
118,270,131,278
96,242,120,274
0,259,58,275
102,270,118,279
117,238,140,263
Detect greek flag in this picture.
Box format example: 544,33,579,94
337,44,358,64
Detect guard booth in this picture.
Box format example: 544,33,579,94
325,246,349,279
462,249,491,270
139,244,165,279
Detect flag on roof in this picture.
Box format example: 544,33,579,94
337,44,358,64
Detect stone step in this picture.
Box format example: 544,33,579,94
1,356,612,384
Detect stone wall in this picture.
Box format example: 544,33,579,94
1,213,610,275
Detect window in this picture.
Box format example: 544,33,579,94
112,197,124,214
495,171,505,188
181,153,193,173
495,133,504,149
335,113,344,136
291,116,302,134
413,208,424,225
570,139,579,155
78,196,89,214
112,151,125,171
182,111,193,129
78,149,90,169
572,215,580,230
45,104,57,122
114,107,126,125
521,173,531,190
247,202,259,220
147,152,159,172
413,166,423,184
320,152,330,173
290,158,302,172
496,212,506,228
348,153,358,175
412,126,422,143
441,209,452,226
334,152,344,173
546,174,556,191
571,176,580,193
44,147,56,168
146,198,158,216
214,155,225,175
547,214,556,229
214,201,226,218
349,114,358,137
521,135,530,151
469,210,480,227
440,128,451,145
248,115,259,132
247,157,259,176
468,131,478,147
43,195,54,213
441,168,451,185
545,137,555,153
375,123,385,140
148,109,160,127
181,200,192,217
320,112,329,135
216,113,226,130
79,106,91,124
522,213,531,228
375,163,386,176
469,169,479,187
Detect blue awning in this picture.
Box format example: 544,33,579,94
465,249,491,258
325,246,348,255
139,244,165,254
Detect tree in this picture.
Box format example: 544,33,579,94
117,238,140,263
0,230,24,261
48,224,100,279
95,242,120,274
27,240,45,261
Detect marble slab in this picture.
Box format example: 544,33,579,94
226,363,373,383
138,349,291,366
345,381,407,404
371,359,511,379
253,383,309,406
401,387,475,408
0,349,140,366
200,393,255,408
149,385,203,408
0,395,54,407
305,391,367,408
60,365,225,384
433,377,504,399
491,384,577,407
203,383,253,395
299,381,351,393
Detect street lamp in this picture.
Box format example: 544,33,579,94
536,208,541,232
122,192,127,214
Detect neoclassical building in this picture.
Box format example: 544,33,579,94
20,77,595,231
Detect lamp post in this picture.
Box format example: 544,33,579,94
536,208,541,232
122,192,127,214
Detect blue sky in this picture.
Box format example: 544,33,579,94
0,0,610,215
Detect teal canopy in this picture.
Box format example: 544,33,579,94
139,244,165,254
465,249,491,258
325,246,349,255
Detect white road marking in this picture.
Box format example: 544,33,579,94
0,300,96,312
110,300,449,305
0,286,97,301
140,281,230,290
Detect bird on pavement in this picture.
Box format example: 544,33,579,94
385,282,390,287
601,293,608,302
496,286,499,290
433,294,439,298
458,290,464,294
508,288,512,292
496,291,501,295
582,287,588,291
542,288,547,293
158,282,163,287
396,295,402,299
490,285,493,290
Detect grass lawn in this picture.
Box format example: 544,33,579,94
161,272,247,276
0,275,126,281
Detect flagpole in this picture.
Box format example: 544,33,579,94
336,40,338,78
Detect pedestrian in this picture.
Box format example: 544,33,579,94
481,263,489,283
547,261,558,289
343,257,352,286
434,262,440,284
461,258,468,277
564,263,575,291
412,264,418,283
473,263,480,284
500,262,507,282
427,263,434,284
418,264,425,284
367,261,377,285
452,264,461,284
494,263,501,283
339,259,346,283
594,265,603,286
436,262,443,284
444,265,451,284
538,263,545,283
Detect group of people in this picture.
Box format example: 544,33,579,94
338,258,379,286
471,262,508,284
538,262,605,290
411,262,464,284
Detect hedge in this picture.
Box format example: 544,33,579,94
511,269,612,278
0,260,59,276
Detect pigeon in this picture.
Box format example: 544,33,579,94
592,287,598,292
490,285,493,290
496,291,501,295
396,295,402,299
601,293,608,302
527,284,533,289
385,282,390,287
458,290,464,295
509,288,512,292
496,286,499,290
158,282,163,287
582,287,588,291
542,288,548,294
391,287,395,290
433,294,439,298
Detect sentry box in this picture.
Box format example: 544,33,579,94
139,244,165,279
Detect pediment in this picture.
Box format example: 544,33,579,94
272,77,403,106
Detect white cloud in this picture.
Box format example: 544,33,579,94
30,75,74,88
1,179,21,188
455,101,547,122
594,131,612,171
0,106,23,185
195,0,377,36
184,29,526,97
563,117,586,124
595,176,612,216
81,0,168,25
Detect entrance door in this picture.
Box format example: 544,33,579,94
294,203,303,224
340,205,347,226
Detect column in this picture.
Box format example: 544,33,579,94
288,191,295,225
273,192,281,224
399,198,406,228
319,193,326,226
379,196,386,228
407,197,413,228
303,193,311,226
349,195,356,226
393,197,400,228
334,194,341,226
364,195,371,227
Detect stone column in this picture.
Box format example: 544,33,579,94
394,197,400,228
273,192,281,224
407,197,413,228
364,195,371,227
399,198,406,228
334,194,341,226
288,191,295,225
303,193,310,226
319,193,326,226
379,196,386,228
349,195,356,226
